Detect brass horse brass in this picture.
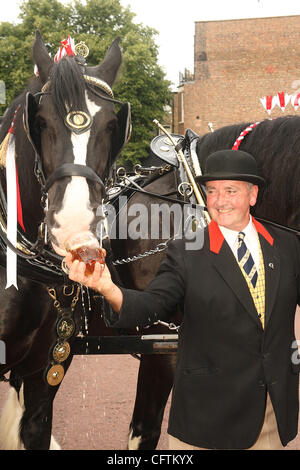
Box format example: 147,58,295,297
73,114,84,125
52,341,71,363
65,111,92,134
46,364,65,386
74,41,89,58
56,317,75,339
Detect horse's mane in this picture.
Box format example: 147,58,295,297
49,56,88,120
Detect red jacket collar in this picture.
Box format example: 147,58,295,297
209,218,274,254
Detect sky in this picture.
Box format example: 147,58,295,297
2,0,300,89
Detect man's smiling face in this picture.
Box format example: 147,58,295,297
206,180,258,231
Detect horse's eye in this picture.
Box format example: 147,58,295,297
36,116,47,131
106,120,117,132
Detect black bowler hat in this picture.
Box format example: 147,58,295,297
196,149,265,187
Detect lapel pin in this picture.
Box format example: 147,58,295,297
268,263,274,269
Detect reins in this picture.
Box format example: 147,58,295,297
119,173,208,211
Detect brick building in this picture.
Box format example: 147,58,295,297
173,15,300,137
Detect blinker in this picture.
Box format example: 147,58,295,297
23,92,41,156
111,102,132,160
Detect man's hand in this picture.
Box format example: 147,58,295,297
64,252,123,312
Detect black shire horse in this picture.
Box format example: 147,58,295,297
0,31,169,450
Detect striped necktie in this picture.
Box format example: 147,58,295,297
237,232,258,287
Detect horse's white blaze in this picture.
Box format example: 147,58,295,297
52,175,93,249
128,429,142,450
52,94,101,251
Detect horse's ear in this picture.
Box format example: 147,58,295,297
86,37,122,87
32,30,53,84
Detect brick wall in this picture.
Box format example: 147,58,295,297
173,15,300,137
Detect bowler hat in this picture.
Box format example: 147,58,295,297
196,149,265,187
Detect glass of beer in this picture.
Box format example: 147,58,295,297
65,232,106,275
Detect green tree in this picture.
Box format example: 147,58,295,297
0,0,172,164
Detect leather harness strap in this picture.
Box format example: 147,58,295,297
44,163,106,194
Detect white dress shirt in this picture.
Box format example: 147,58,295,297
218,216,260,270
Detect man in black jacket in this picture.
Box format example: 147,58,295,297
65,149,300,450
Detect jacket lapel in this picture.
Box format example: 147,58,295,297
208,219,278,329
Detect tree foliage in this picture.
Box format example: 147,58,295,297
0,0,172,164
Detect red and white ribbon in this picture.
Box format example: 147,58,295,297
232,122,261,150
260,95,276,115
54,35,75,63
276,92,290,112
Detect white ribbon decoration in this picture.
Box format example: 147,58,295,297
5,133,18,289
259,95,276,115
290,93,300,111
276,92,290,112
